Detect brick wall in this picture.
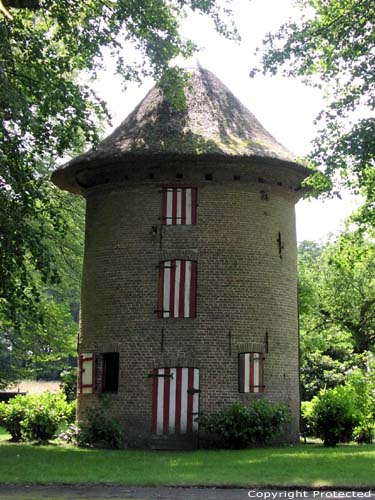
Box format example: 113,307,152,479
77,159,304,447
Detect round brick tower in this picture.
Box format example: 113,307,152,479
52,68,310,449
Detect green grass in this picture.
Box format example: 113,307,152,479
0,438,374,487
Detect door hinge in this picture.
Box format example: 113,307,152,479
187,388,200,395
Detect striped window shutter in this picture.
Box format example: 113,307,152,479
161,187,197,225
79,353,96,394
239,352,264,393
158,260,197,318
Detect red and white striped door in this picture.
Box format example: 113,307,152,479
151,368,200,435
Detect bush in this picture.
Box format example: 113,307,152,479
198,400,290,448
22,392,69,443
76,398,124,449
0,392,72,443
60,367,77,403
346,368,375,444
300,400,314,441
309,386,358,446
0,395,28,441
353,423,375,444
65,399,77,424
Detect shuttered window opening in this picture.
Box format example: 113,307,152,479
158,260,197,318
151,367,200,435
161,187,197,225
102,353,119,393
79,353,96,394
239,352,264,393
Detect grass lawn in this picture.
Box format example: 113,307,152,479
0,425,374,488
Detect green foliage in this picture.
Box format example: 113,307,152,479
76,398,124,449
308,386,359,446
300,400,314,440
199,400,290,448
255,0,375,227
298,234,375,401
65,399,77,425
0,392,72,443
59,367,77,403
0,0,238,388
0,395,28,441
346,366,375,444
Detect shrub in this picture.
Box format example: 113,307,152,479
310,385,358,446
300,400,314,441
353,423,375,444
199,400,290,448
65,399,77,424
76,398,124,449
0,392,72,443
346,368,375,444
22,392,69,443
60,367,77,403
0,395,29,441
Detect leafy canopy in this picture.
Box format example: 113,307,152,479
298,233,375,399
254,0,375,226
0,0,238,386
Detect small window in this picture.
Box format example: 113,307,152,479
239,352,264,393
204,173,213,181
161,186,197,225
158,260,197,318
102,353,119,393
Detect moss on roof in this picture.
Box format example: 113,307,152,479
52,67,305,192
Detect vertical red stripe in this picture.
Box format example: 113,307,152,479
91,354,96,393
241,354,245,392
250,353,255,393
161,189,167,225
181,189,186,225
191,188,197,225
175,368,182,434
78,355,83,394
178,260,186,318
187,368,194,432
172,188,177,225
259,355,264,393
169,260,176,318
151,368,158,433
189,261,197,318
163,368,170,434
158,263,164,319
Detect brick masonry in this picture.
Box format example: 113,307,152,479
76,159,305,448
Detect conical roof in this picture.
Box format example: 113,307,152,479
52,67,308,193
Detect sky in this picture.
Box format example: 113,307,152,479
93,0,361,243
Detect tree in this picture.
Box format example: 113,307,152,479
0,1,238,385
298,233,375,399
253,0,375,227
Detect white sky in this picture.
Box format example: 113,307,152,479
94,0,362,243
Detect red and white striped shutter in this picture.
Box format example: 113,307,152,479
239,353,264,393
161,187,197,225
151,368,200,435
79,353,96,394
158,260,197,318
